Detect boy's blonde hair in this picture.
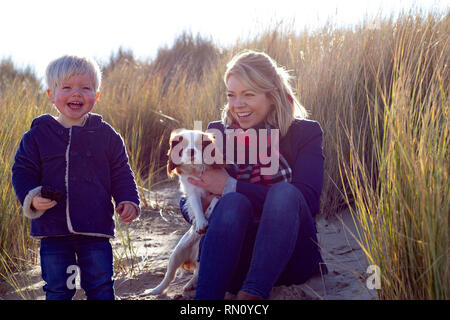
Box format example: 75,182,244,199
222,50,308,137
45,55,102,91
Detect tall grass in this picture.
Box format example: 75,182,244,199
0,79,50,296
338,12,449,299
1,9,448,299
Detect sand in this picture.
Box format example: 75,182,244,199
0,182,377,300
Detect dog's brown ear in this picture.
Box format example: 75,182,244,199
167,131,184,177
202,134,213,155
167,161,184,177
201,132,227,169
212,144,228,168
167,158,176,177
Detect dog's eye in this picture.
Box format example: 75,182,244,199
202,140,211,149
171,136,183,148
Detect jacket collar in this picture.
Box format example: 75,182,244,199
31,113,103,131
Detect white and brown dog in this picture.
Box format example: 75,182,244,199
145,128,226,295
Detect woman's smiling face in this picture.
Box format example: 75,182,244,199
227,75,273,129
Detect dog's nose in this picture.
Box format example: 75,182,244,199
187,148,195,159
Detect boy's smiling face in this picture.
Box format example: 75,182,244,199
47,74,99,127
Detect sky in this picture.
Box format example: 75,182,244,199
0,0,448,80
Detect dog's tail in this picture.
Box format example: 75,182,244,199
145,265,178,295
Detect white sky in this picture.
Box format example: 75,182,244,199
0,0,448,80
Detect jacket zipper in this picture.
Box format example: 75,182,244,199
65,127,74,233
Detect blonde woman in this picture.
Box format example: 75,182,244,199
185,50,327,300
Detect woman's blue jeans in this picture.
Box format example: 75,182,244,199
39,235,114,300
194,182,325,300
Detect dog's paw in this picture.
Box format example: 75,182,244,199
194,219,208,234
143,287,164,295
183,279,197,292
183,282,196,292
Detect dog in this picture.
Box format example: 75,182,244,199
145,128,226,295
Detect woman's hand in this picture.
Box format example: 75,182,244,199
188,168,230,195
201,191,219,212
32,196,57,211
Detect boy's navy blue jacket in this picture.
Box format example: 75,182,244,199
12,113,140,238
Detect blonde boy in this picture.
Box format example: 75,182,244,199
12,55,140,300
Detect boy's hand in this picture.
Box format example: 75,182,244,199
116,203,138,223
32,196,57,211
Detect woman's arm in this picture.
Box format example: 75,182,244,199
186,120,324,216
235,121,324,216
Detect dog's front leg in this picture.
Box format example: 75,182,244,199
188,194,208,234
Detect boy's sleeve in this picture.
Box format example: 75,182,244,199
179,197,192,224
11,131,46,219
108,131,141,214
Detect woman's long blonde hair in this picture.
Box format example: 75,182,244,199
221,50,308,136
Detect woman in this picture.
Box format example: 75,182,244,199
184,50,327,300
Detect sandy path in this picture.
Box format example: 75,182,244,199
0,183,377,300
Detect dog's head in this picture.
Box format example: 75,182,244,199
167,129,226,177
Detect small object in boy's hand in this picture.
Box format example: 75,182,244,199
41,186,64,202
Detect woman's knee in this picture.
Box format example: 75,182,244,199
267,182,300,201
264,182,311,220
265,183,304,211
210,192,254,227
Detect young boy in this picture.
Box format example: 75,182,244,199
11,55,140,300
